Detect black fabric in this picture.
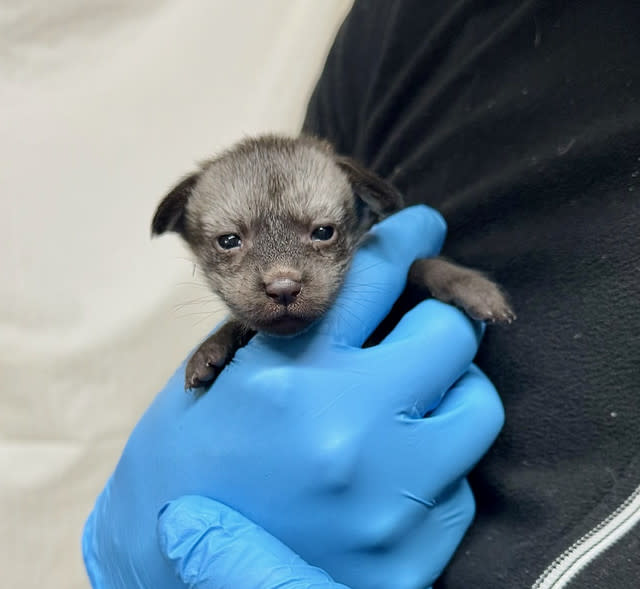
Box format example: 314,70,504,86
303,1,640,588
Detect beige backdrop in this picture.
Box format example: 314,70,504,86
0,1,353,586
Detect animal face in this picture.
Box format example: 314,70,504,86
152,135,403,334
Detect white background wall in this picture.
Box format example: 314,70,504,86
0,1,353,586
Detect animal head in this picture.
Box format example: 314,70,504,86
152,135,403,335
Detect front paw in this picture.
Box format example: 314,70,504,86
185,342,229,391
453,277,516,324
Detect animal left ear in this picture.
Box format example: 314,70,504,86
335,156,404,228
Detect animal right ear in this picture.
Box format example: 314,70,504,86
335,156,404,227
151,172,200,237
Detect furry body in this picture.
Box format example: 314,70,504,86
152,135,514,389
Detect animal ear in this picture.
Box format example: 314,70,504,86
335,156,404,226
151,172,200,237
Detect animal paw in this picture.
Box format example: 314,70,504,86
184,342,229,391
453,276,516,324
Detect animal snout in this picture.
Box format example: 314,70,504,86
265,277,302,306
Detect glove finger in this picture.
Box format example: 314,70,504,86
365,300,482,415
412,365,504,486
377,478,475,589
342,478,473,589
319,205,446,346
157,495,349,589
411,478,476,587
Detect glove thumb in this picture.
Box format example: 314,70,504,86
157,495,349,589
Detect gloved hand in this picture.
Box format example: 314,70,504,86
157,495,351,588
82,206,505,589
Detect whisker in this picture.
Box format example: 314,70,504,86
174,278,210,286
174,310,220,318
349,261,387,276
192,312,224,328
174,296,220,308
330,301,368,326
344,284,392,297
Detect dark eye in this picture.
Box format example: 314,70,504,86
311,225,335,241
217,234,242,250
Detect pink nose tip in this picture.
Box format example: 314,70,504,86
265,278,302,306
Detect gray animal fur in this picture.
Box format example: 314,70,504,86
152,135,514,390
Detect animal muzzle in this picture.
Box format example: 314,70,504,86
262,266,304,306
264,277,302,306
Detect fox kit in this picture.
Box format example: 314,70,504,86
152,135,514,390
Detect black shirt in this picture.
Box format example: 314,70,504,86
303,1,640,587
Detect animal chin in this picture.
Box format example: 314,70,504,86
255,312,316,336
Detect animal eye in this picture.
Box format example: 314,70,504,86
311,226,335,241
217,234,242,250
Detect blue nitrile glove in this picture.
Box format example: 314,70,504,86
157,496,351,588
82,206,505,589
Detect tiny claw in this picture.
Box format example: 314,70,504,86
185,375,201,391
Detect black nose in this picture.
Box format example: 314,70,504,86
265,278,302,306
